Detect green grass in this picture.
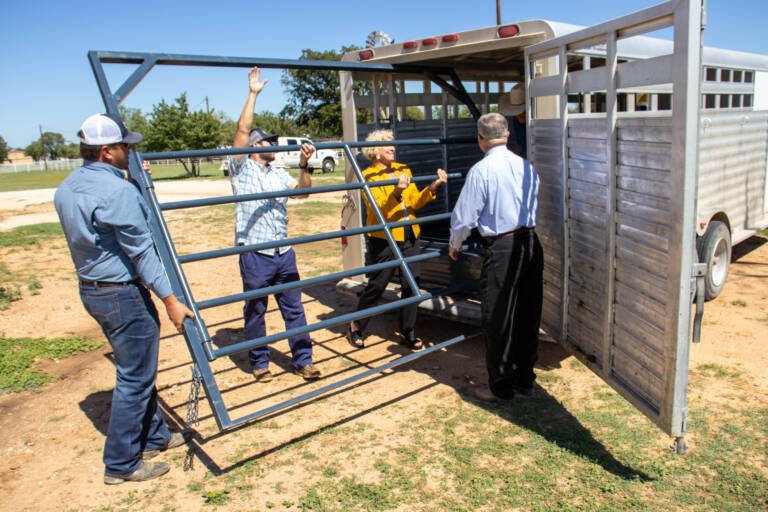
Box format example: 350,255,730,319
0,158,348,192
0,162,226,192
0,335,102,392
0,223,64,310
146,161,224,181
0,222,63,247
0,168,75,191
291,395,768,511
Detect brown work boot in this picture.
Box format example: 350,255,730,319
252,368,274,383
294,364,322,380
142,431,190,459
104,460,170,485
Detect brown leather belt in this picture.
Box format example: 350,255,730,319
79,278,141,288
484,226,535,245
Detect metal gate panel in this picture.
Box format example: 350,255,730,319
526,0,702,437
86,51,476,431
531,119,565,342
566,118,611,368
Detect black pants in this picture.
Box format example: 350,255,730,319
355,233,420,334
481,230,544,399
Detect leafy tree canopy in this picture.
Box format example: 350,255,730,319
280,46,360,138
0,136,9,163
141,94,227,176
250,111,302,139
24,131,67,161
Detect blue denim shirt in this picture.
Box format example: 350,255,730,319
450,144,539,250
54,160,173,298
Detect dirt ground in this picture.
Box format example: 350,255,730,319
0,183,766,511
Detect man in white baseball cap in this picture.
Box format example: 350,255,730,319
54,113,194,484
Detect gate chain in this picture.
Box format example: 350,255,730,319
183,363,202,471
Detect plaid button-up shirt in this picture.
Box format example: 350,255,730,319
230,157,297,255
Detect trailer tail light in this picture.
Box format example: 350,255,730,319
403,41,419,50
498,25,520,38
422,37,438,47
358,49,374,60
441,34,459,43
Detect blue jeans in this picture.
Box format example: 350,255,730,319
239,249,313,370
80,283,171,475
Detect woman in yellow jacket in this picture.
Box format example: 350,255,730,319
347,129,448,350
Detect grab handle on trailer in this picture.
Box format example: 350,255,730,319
691,262,706,343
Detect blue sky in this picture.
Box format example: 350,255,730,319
1,0,767,149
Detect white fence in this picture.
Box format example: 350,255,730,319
0,158,83,174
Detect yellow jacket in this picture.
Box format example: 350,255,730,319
362,162,436,241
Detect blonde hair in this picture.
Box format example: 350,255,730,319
363,129,394,161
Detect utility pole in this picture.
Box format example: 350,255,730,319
39,124,47,171
496,0,501,25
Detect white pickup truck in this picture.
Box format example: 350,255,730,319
273,136,338,173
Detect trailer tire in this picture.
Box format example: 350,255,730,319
698,221,731,301
322,157,335,173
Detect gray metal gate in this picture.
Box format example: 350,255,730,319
525,0,703,444
87,51,476,431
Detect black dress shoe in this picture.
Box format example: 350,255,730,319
401,330,423,350
347,328,364,348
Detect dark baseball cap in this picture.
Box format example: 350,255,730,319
248,128,278,145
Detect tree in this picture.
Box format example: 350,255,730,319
119,107,149,151
142,93,226,176
24,131,67,162
251,111,302,138
24,140,45,161
58,143,80,159
0,136,9,163
280,46,362,138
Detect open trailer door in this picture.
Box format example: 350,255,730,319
525,0,703,450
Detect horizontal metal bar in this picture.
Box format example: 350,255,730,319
92,50,447,74
213,291,427,359
197,250,442,310
161,172,461,211
142,137,476,161
179,212,451,264
525,1,675,57
161,180,360,211
616,54,674,89
210,279,468,361
223,332,476,429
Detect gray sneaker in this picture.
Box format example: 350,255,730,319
142,431,190,459
104,460,170,485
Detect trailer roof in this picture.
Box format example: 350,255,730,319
343,19,768,75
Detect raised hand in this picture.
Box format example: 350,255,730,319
248,66,268,95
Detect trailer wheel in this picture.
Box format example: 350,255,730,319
322,158,335,173
698,221,731,301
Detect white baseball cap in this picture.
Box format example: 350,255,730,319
498,84,526,116
78,113,143,145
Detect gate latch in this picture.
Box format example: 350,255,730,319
691,262,707,343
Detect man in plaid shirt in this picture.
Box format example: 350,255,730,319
230,66,321,382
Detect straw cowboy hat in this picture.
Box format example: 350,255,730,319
498,84,525,116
